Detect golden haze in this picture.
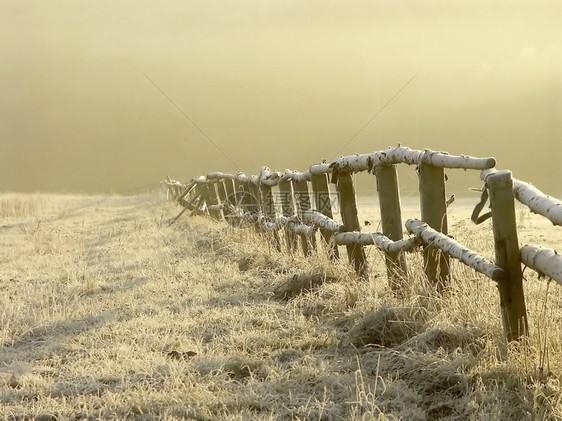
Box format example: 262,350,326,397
1,1,561,194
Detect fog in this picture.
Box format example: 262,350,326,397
2,1,561,196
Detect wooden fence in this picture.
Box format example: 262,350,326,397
164,145,562,343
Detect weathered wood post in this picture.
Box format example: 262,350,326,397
223,178,235,201
293,179,317,256
278,179,298,253
216,179,228,204
375,165,408,292
176,180,196,206
233,178,244,209
205,182,223,221
310,170,339,261
193,183,209,216
419,162,450,291
336,173,368,280
259,182,282,252
221,178,235,222
487,170,528,342
170,185,206,223
247,178,262,210
233,177,260,229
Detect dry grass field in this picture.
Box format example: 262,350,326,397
2,191,562,420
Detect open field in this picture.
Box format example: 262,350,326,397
2,191,562,420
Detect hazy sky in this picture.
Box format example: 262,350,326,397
1,1,561,195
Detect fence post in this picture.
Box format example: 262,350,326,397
310,172,340,261
224,178,235,201
278,179,298,253
233,179,244,208
293,180,317,256
216,179,228,204
248,180,262,210
419,163,450,291
337,173,368,280
234,180,259,215
487,170,529,342
375,165,408,292
205,183,223,221
216,179,233,220
260,183,282,252
176,181,196,205
198,183,211,217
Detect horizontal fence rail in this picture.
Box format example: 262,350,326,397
165,144,562,344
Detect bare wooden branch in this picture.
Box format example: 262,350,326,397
406,219,505,281
521,245,562,285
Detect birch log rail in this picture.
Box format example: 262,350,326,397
521,245,562,285
405,219,505,281
482,168,562,226
166,144,562,344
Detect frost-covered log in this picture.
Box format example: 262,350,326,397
163,178,187,189
372,234,419,254
521,245,562,285
206,172,226,181
193,175,208,185
259,166,283,186
303,210,343,232
334,231,418,252
334,232,373,245
177,180,196,197
482,169,562,226
514,183,562,226
309,163,331,175
405,219,505,281
290,223,315,236
283,169,312,183
257,215,315,235
225,212,259,226
279,164,331,182
234,172,250,183
332,145,496,174
259,215,290,231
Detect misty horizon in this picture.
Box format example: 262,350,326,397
2,1,561,196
